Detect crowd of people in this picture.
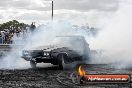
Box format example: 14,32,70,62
0,20,36,44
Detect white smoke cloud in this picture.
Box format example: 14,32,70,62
89,0,132,68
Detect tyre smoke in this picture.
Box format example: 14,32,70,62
89,0,132,69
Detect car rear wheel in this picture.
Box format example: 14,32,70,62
30,60,37,69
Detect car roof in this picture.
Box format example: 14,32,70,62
56,35,84,38
56,35,83,37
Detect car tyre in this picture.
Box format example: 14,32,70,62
58,54,66,70
30,60,37,69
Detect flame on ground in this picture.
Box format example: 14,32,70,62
78,65,86,76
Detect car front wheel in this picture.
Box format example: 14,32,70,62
30,60,37,69
58,54,66,70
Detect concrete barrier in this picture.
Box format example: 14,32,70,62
0,44,23,51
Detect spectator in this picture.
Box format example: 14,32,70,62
30,22,36,32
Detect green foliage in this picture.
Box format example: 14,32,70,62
0,20,29,31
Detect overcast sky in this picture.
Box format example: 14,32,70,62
0,0,119,26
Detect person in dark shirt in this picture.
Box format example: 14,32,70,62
30,22,36,32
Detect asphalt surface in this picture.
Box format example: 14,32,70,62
0,64,132,88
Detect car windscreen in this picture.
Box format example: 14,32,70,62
52,37,85,53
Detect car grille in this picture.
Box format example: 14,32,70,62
31,50,44,58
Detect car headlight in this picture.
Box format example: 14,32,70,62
47,53,49,56
44,52,50,56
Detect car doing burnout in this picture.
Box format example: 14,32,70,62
22,36,90,69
